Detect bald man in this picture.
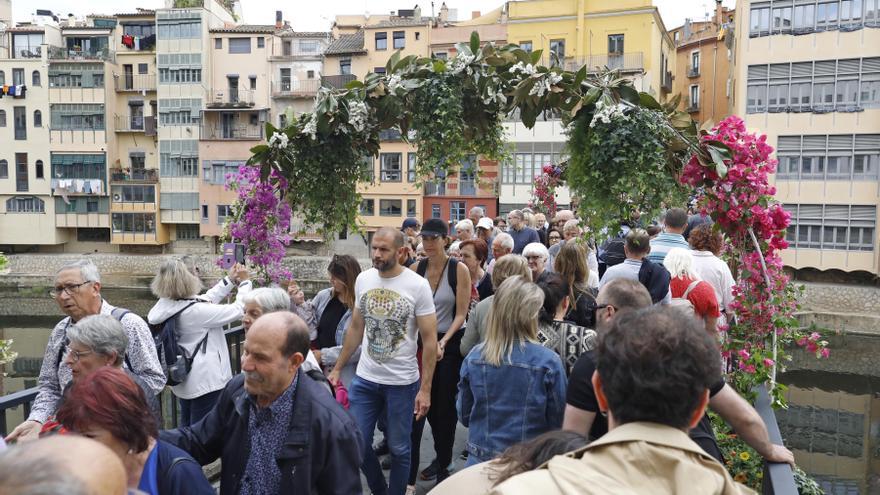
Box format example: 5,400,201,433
0,436,127,495
162,311,363,494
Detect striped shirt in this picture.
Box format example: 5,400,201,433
646,233,690,265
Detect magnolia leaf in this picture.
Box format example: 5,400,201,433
617,84,640,104
485,56,508,66
584,87,602,106
470,31,481,53
530,49,543,66
707,146,730,178
344,80,364,90
638,92,661,110
513,49,532,65
386,50,402,74
574,65,587,87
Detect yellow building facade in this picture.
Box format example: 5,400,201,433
734,0,880,275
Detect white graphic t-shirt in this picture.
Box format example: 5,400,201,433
354,268,435,385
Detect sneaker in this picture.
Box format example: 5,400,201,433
405,485,417,495
419,460,455,481
373,439,389,457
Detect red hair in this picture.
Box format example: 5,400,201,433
460,238,489,265
56,367,157,453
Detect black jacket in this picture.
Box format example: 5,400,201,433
160,372,363,495
156,440,215,495
638,258,672,305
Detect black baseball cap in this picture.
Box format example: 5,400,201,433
401,218,420,231
421,218,448,237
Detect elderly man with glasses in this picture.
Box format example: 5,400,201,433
5,260,164,443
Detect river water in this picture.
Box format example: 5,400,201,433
0,288,877,493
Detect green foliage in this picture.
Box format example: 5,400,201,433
0,252,7,271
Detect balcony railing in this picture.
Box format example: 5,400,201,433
321,74,356,90
459,182,477,196
271,79,321,98
688,66,700,78
110,168,159,183
270,50,325,60
200,123,264,141
206,89,256,108
114,73,156,92
566,52,644,73
686,102,700,113
661,71,673,92
115,114,146,132
12,47,41,59
48,46,115,63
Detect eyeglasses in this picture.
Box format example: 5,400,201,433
592,303,616,322
524,255,544,261
64,346,94,363
49,281,93,298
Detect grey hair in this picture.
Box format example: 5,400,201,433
151,259,203,299
0,445,89,495
448,241,462,255
469,206,485,217
494,232,514,251
508,209,523,219
67,315,129,366
522,242,550,260
663,247,700,280
56,260,101,284
241,287,291,313
563,219,581,234
455,219,474,234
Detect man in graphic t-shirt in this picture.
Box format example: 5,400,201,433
330,227,438,495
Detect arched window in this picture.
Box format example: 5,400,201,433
0,109,6,127
32,70,41,87
0,159,7,178
33,110,42,127
6,196,45,213
36,160,44,179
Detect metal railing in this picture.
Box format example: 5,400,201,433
753,385,798,495
48,46,115,63
565,52,644,73
0,325,245,435
206,88,256,108
200,123,264,141
271,79,321,97
661,71,673,92
688,66,701,78
110,168,159,183
113,73,156,92
114,114,145,132
321,74,356,89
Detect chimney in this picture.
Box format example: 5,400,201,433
275,10,283,29
413,6,421,22
715,0,724,25
67,13,75,27
471,10,481,19
439,2,449,23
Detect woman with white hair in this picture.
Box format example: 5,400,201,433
522,242,550,282
455,219,475,242
147,260,252,426
662,247,721,337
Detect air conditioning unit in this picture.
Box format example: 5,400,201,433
113,193,121,201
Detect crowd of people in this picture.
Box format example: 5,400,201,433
0,205,795,495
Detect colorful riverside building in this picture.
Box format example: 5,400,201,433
734,0,880,275
496,0,677,214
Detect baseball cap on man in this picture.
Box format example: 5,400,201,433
401,218,420,231
476,217,494,231
421,218,448,238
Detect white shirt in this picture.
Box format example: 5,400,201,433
691,251,735,312
355,268,435,386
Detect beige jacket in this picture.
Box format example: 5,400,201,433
491,422,756,495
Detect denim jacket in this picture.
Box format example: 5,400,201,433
457,341,567,463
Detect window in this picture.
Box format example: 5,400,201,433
434,52,448,60
501,145,565,184
204,160,242,185
690,51,700,74
360,199,375,216
33,110,42,127
6,196,45,213
158,68,202,84
380,153,402,182
817,1,840,29
415,32,420,40
300,40,319,53
215,38,222,49
794,4,816,31
111,213,156,234
283,41,292,56
450,201,466,222
0,110,5,127
176,224,200,240
35,160,44,179
113,185,156,203
375,32,387,50
14,106,27,140
257,37,265,48
374,67,387,75
340,58,352,75
86,199,99,213
460,155,477,195
393,31,405,49
122,22,156,49
407,199,417,217
228,38,251,54
407,152,417,182
549,39,565,64
12,68,24,86
138,64,148,74
32,70,41,86
50,104,105,131
0,70,4,85
307,70,315,79
519,41,533,52
158,98,201,125
217,205,232,224
432,204,441,219
201,205,209,221
160,140,199,177
157,17,201,40
361,156,375,182
11,33,43,58
380,199,402,217
15,153,28,192
784,203,876,251
673,31,681,44
249,76,257,90
49,63,105,87
0,160,7,178
689,85,700,109
750,6,771,35
77,228,110,242
776,133,880,181
773,6,793,32
608,34,624,54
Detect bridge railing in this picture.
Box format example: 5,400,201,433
754,385,798,495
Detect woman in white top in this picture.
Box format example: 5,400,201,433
688,224,735,321
148,260,252,426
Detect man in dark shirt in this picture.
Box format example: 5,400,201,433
506,209,540,254
564,279,795,465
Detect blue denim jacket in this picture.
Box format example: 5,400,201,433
457,341,568,463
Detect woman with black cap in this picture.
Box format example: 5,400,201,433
407,218,472,488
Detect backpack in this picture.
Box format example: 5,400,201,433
600,237,626,267
149,301,202,386
56,307,134,370
669,280,701,318
416,257,459,316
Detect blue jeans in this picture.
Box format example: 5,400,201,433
178,389,222,427
350,376,420,495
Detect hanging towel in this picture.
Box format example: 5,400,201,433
134,36,140,50
74,179,85,192
90,180,102,195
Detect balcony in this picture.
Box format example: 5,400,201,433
114,115,156,135
687,66,700,78
686,99,700,113
661,71,673,93
50,178,107,196
424,181,446,196
270,50,325,61
271,79,321,98
206,89,256,109
114,73,156,92
565,52,644,74
200,123,264,141
321,74,356,90
110,168,159,183
48,46,115,63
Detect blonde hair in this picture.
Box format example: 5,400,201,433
554,241,590,304
150,259,203,299
483,276,544,366
663,247,700,280
490,254,531,289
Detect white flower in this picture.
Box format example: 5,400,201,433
589,100,629,128
548,72,563,85
268,131,289,149
387,73,404,93
302,114,317,140
449,54,475,75
348,100,369,133
509,61,537,76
